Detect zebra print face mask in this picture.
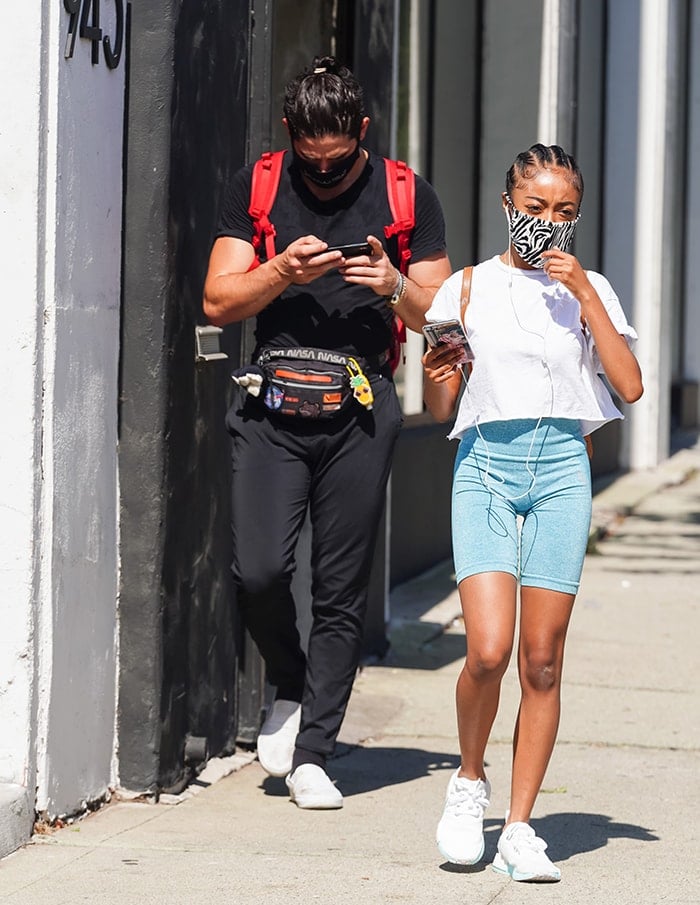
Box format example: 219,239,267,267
505,194,580,268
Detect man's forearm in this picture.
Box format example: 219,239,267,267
388,255,452,333
389,276,440,333
204,257,292,326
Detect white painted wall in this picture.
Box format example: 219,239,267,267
605,0,691,468
0,3,124,823
0,4,43,799
628,0,675,468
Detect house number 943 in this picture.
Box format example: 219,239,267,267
63,0,124,70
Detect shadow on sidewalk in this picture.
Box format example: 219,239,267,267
438,814,659,873
258,749,658,867
487,812,658,864
378,622,467,671
259,745,462,798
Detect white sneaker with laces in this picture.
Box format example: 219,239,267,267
436,771,491,864
492,821,561,882
285,764,343,809
256,699,301,777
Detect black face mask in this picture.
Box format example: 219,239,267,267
293,142,361,188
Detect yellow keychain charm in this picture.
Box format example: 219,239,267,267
346,357,374,410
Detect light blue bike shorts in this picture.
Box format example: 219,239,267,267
452,419,592,595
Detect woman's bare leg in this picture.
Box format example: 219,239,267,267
507,585,575,824
455,571,518,779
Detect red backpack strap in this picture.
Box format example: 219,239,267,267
384,159,416,371
248,150,286,268
383,158,415,275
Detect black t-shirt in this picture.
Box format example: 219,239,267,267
215,149,447,359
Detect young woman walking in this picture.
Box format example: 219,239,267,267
423,144,643,882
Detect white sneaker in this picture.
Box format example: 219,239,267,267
285,764,343,809
492,822,561,882
436,771,491,864
256,699,301,777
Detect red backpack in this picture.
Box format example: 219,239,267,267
247,150,415,370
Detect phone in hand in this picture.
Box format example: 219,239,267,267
422,319,473,362
325,242,372,258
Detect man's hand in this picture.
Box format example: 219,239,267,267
337,235,400,297
277,235,347,285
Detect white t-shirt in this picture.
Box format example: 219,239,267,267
425,255,638,440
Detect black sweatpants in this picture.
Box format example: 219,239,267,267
227,375,402,757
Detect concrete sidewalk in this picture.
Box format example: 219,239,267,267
1,435,699,904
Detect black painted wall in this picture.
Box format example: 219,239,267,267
389,418,456,588
353,0,396,157
159,0,253,791
118,0,251,792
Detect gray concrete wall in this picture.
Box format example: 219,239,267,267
431,0,481,267
479,0,543,260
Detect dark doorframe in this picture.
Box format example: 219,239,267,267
118,0,253,793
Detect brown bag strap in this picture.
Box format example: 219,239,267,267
460,265,473,328
459,266,474,376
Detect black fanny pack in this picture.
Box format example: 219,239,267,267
257,347,376,419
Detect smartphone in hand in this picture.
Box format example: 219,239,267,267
325,242,372,258
422,319,473,362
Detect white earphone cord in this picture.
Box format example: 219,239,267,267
459,243,555,502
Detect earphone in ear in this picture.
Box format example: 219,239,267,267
501,193,511,220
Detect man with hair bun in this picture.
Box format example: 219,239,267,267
204,56,450,809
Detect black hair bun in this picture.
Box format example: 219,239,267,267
312,55,338,74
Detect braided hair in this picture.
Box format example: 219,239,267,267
283,55,365,140
506,143,584,199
